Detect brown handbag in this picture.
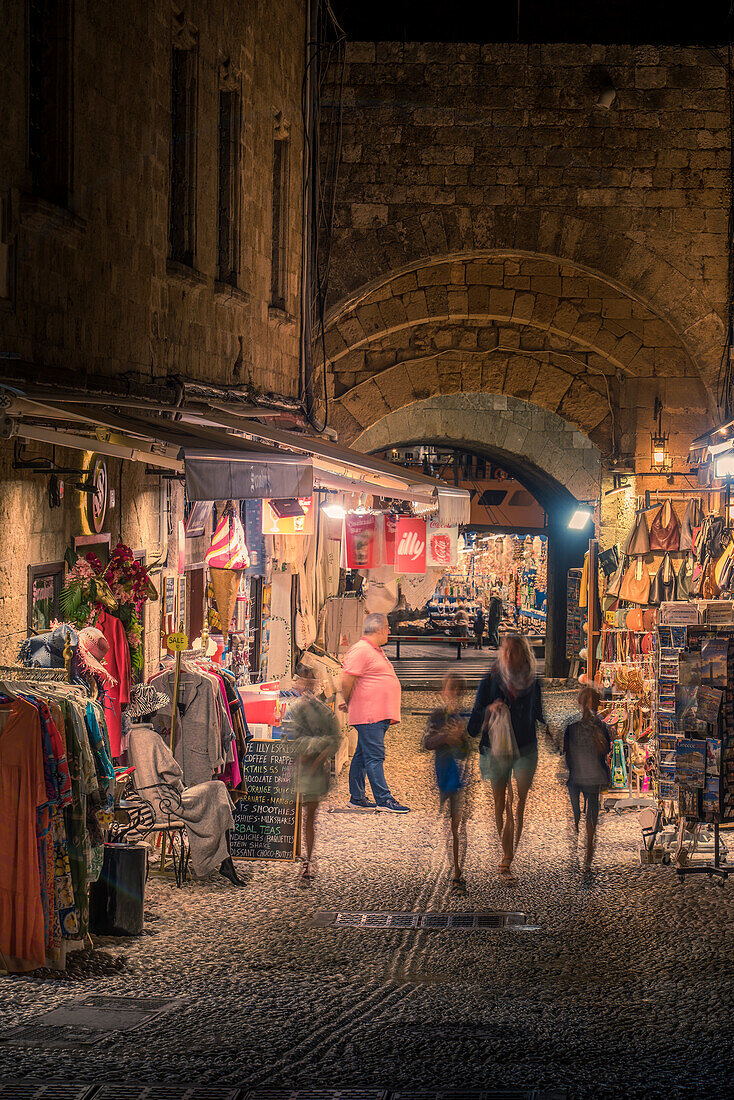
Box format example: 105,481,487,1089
623,512,651,556
619,558,651,605
605,554,626,601
649,500,680,552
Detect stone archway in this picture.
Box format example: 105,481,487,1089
353,393,600,676
323,251,713,474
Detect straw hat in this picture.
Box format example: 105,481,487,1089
77,626,117,687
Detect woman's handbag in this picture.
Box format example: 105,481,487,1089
680,499,703,552
484,702,518,761
605,554,626,601
649,500,680,552
623,512,651,556
649,552,677,606
599,546,620,578
676,557,692,601
619,558,651,605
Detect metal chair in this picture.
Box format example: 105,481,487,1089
112,780,191,887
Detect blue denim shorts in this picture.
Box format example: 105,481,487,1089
479,745,539,786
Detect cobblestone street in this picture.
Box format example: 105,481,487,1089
1,691,733,1098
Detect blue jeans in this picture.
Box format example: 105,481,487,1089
349,720,391,804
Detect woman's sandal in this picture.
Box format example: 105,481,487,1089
498,859,517,885
300,860,314,883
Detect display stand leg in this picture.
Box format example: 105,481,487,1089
457,639,462,660
396,636,401,659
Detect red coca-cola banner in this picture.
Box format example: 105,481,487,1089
344,513,378,569
395,516,427,574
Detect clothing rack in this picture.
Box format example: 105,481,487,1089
0,665,69,682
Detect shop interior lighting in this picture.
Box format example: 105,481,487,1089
714,452,734,479
321,501,346,520
568,507,592,530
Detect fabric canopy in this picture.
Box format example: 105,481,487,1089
184,451,314,502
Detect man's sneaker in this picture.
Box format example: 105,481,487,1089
376,797,410,813
348,796,376,810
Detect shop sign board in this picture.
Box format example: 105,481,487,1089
395,516,427,574
426,519,458,567
166,632,189,652
261,496,314,535
344,513,379,569
231,740,300,861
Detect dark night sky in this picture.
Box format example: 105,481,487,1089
331,0,733,44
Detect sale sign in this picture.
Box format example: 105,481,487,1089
395,516,427,574
427,520,458,567
345,513,378,569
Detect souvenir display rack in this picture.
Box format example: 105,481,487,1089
598,625,657,796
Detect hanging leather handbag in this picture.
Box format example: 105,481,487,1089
605,554,626,601
700,514,727,563
702,559,721,599
649,552,677,606
623,511,651,556
599,546,620,578
718,551,734,595
714,537,734,589
619,558,651,605
642,608,657,630
649,500,680,552
676,557,692,601
626,607,644,631
680,499,703,552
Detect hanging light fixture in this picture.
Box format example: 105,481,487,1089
650,397,671,473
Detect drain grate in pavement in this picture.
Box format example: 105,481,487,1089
0,994,181,1048
246,1093,388,1100
391,1093,566,1100
313,911,526,930
0,1085,95,1100
95,1087,240,1099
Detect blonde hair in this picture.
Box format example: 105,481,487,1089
500,634,534,671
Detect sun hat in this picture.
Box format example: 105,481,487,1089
77,626,116,687
126,682,171,721
18,623,79,669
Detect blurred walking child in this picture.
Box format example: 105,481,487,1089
563,686,612,871
424,671,472,891
288,665,342,882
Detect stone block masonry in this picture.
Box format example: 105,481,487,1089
319,41,728,480
0,0,305,398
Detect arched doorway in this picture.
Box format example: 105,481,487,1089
355,393,602,675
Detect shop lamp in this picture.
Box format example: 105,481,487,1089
650,397,671,472
321,501,346,520
568,507,592,531
714,452,734,479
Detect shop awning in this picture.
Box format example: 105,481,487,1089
184,451,314,501
1,385,471,520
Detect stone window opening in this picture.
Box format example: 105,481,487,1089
27,0,73,208
217,59,241,288
270,112,291,311
169,12,198,267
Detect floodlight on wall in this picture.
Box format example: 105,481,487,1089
568,507,592,530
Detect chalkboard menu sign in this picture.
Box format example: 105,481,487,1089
231,740,300,861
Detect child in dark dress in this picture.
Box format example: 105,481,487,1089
424,671,471,892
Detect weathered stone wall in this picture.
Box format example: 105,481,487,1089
0,442,167,672
320,42,729,496
0,0,305,397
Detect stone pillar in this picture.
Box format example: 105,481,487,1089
545,518,588,678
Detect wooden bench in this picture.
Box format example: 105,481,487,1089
388,633,472,660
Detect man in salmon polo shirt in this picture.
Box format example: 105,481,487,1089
340,612,409,813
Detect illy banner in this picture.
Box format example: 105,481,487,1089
395,516,427,574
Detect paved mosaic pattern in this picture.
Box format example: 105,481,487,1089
1,689,731,1098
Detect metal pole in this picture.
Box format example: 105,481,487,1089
169,621,184,754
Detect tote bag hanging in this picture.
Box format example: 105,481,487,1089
676,557,692,601
649,500,680,552
605,554,626,601
649,553,677,606
619,557,650,605
680,499,703,553
623,511,650,556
